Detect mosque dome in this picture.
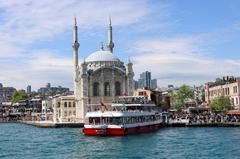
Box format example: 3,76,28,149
85,50,120,62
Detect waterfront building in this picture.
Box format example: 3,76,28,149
12,98,42,113
27,85,31,94
193,85,204,104
13,99,29,112
205,76,240,110
0,84,16,103
37,83,69,95
133,88,170,110
30,98,42,113
52,95,76,123
42,100,52,114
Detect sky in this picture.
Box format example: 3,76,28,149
1,0,240,91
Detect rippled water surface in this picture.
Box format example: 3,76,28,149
0,123,240,159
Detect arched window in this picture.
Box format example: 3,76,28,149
104,82,111,96
69,102,71,107
64,102,67,107
115,81,121,96
73,102,76,107
93,82,99,96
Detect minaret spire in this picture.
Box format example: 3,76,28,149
74,16,77,26
73,16,79,68
100,41,104,51
72,16,80,97
73,16,78,44
107,16,114,53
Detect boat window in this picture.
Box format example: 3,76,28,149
92,117,100,125
89,118,93,124
110,117,122,125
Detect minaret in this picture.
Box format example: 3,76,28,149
73,16,79,69
100,42,104,51
72,16,80,96
126,57,134,96
107,17,114,53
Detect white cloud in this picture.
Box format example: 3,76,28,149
0,49,74,90
0,0,151,45
0,0,166,90
133,36,204,54
1,0,239,90
132,36,240,87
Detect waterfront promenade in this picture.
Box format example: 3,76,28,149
2,117,240,128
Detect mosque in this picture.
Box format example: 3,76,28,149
52,18,134,123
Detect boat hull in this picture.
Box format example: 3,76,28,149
82,123,161,136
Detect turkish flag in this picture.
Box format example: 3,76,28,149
122,92,128,96
100,101,108,110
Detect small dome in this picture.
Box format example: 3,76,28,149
85,50,120,62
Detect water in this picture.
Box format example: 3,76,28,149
0,123,240,159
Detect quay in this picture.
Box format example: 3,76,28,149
16,120,240,128
18,120,84,128
166,122,240,127
2,119,240,128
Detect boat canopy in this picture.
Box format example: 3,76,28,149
85,111,156,117
112,96,155,106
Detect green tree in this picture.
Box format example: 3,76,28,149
171,85,194,111
11,90,28,103
209,96,232,112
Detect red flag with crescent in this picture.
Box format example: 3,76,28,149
122,92,128,96
100,101,108,111
144,91,148,97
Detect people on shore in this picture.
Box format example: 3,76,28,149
168,112,240,124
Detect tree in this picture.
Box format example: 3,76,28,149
11,90,28,103
209,96,232,112
171,85,194,111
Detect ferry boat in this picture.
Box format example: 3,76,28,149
82,96,163,136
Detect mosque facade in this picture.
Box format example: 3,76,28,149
65,17,135,122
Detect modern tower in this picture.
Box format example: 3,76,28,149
138,71,151,89
27,85,31,94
